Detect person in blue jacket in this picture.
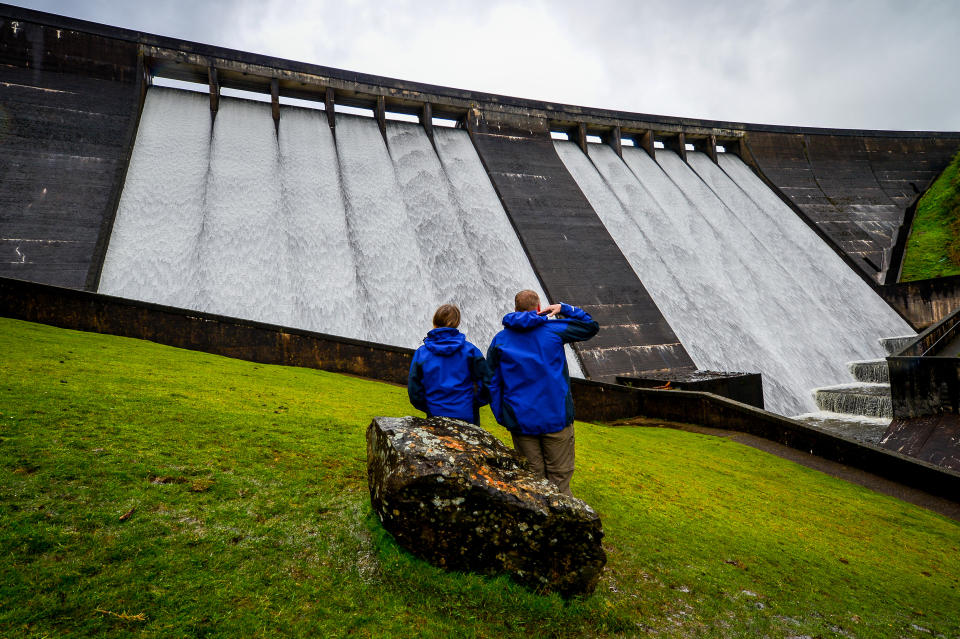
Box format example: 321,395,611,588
408,304,491,425
487,290,599,496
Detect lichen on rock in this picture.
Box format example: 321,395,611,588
366,416,606,597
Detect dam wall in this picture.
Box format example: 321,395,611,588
2,5,960,415
743,132,960,284
4,4,957,299
0,10,143,289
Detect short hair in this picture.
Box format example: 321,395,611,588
514,289,540,312
432,304,461,328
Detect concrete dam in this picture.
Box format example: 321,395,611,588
3,6,960,417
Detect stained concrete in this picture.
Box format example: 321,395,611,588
0,15,142,290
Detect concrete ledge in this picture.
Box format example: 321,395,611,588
616,371,763,409
0,276,413,385
896,304,960,357
3,275,959,502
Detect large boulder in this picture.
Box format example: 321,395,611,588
366,416,606,597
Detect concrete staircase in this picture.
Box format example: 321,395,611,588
792,335,915,444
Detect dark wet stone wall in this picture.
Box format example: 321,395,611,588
877,275,960,331
744,131,960,284
0,15,142,290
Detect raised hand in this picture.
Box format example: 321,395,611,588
537,303,563,318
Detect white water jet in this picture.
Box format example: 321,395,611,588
199,97,290,325
556,141,912,414
277,107,365,339
334,114,434,348
99,88,209,307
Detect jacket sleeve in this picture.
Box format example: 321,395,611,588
469,347,492,407
557,303,600,343
407,352,428,413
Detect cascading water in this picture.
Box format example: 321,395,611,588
332,114,434,347
384,121,495,346
99,88,209,307
277,107,365,339
813,383,893,418
199,98,289,325
99,88,583,374
847,360,889,384
555,141,912,414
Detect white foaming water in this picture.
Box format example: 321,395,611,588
99,88,209,306
277,107,365,339
334,114,434,347
101,88,585,375
433,128,584,376
385,121,491,344
199,98,290,324
556,141,911,414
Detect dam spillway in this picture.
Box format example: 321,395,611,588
99,87,914,414
555,141,912,414
98,88,583,375
4,6,960,419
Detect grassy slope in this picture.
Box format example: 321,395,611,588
900,149,960,281
1,317,958,639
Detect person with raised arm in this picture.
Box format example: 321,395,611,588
486,290,599,496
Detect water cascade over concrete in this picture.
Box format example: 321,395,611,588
99,89,209,309
200,98,290,324
100,88,582,375
276,107,364,336
333,114,433,346
555,141,913,414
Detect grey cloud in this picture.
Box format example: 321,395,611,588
11,0,960,130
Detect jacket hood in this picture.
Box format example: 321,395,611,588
423,327,467,355
502,311,548,332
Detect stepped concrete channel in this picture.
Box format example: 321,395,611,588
794,336,915,444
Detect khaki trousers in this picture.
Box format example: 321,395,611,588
511,424,575,497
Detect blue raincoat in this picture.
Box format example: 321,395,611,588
408,327,491,424
487,304,599,435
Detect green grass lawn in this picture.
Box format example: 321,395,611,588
1,317,958,638
900,149,960,281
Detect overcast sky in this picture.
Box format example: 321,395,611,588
12,0,960,131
